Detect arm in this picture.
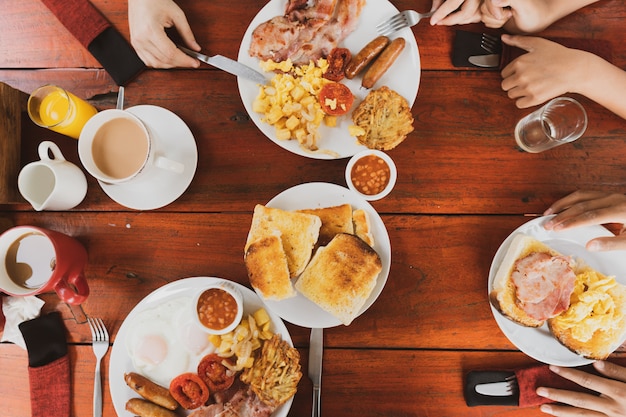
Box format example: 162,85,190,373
482,0,601,33
128,0,200,68
537,362,626,416
500,35,626,120
430,0,482,26
543,190,626,251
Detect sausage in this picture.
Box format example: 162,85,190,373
124,372,179,411
344,36,389,79
361,37,405,89
125,398,178,417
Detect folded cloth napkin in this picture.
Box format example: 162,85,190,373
19,312,70,417
465,364,598,407
1,295,45,349
452,30,502,68
40,0,145,85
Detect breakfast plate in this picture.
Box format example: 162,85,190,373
109,277,294,417
258,182,391,328
488,215,626,366
99,105,198,210
237,0,420,159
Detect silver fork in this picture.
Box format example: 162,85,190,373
88,318,109,417
480,33,501,54
376,10,435,36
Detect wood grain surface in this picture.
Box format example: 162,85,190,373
1,0,626,416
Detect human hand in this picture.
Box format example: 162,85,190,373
430,0,482,26
481,0,556,33
481,0,513,29
500,35,593,108
537,362,626,416
128,0,201,68
544,190,626,251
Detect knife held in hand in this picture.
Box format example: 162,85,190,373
178,46,267,84
309,328,323,417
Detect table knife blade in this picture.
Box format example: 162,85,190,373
468,54,501,68
309,328,323,417
178,46,267,84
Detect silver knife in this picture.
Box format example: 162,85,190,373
474,380,515,396
468,54,501,68
309,328,323,417
178,46,267,84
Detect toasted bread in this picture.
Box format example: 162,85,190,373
352,208,374,247
297,204,354,247
548,267,626,360
244,232,295,301
490,234,570,327
295,233,382,325
246,205,321,277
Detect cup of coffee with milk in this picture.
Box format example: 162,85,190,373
78,109,184,184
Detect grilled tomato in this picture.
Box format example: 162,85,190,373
197,353,236,393
169,372,209,410
319,82,354,116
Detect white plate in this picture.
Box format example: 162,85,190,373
257,182,391,328
488,215,626,366
237,0,421,159
109,277,293,417
99,105,198,210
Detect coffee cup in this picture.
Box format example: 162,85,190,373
18,141,88,211
78,109,184,184
0,226,89,305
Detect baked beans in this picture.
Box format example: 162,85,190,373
196,288,239,330
350,154,390,195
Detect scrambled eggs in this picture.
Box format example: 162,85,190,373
552,269,624,342
253,59,337,151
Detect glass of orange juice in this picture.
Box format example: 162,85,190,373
27,85,98,139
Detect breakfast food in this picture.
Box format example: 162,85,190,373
362,37,406,89
124,372,178,411
295,233,382,325
245,232,295,301
240,334,302,408
169,372,210,409
125,398,178,417
352,208,374,247
351,86,414,150
323,47,351,81
491,233,626,359
491,233,576,327
245,204,321,278
253,59,333,151
249,0,364,65
549,267,626,359
345,36,389,79
297,203,354,246
318,82,354,116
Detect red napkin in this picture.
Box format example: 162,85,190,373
39,0,145,85
28,356,71,417
516,364,597,408
40,0,110,48
501,37,613,69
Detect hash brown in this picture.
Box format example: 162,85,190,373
351,86,414,150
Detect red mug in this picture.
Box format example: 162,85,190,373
0,226,89,305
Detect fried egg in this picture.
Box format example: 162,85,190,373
125,296,215,387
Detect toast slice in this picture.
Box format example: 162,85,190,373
297,204,354,247
352,208,374,247
244,231,295,301
295,233,382,325
246,205,321,278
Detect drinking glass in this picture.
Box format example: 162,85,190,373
515,97,587,153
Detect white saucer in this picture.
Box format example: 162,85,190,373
98,105,198,210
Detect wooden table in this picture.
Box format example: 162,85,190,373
2,0,626,416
